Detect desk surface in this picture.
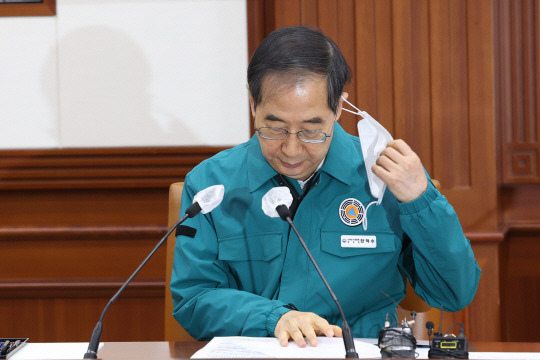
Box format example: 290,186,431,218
96,341,540,360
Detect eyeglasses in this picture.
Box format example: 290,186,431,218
254,126,332,143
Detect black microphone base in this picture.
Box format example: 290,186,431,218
342,321,359,358
83,351,98,359
83,321,102,359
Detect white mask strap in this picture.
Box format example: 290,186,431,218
341,96,366,118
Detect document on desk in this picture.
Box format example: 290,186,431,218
10,342,104,360
191,337,381,359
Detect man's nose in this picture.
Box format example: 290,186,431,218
281,133,303,157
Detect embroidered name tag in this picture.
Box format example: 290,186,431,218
341,235,377,248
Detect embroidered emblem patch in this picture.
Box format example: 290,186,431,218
339,198,365,227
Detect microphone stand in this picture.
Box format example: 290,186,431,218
83,203,200,359
276,205,359,358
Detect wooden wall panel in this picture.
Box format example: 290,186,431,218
391,0,432,164
430,0,470,189
499,0,540,183
1,293,164,342
499,229,540,342
496,0,540,342
246,0,500,340
467,239,502,341
0,147,225,342
250,0,498,230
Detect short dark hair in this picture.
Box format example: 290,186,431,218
247,26,351,114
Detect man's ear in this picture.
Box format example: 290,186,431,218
246,84,256,118
336,92,349,121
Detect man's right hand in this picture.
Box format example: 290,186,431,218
274,310,343,347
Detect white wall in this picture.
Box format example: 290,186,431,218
0,0,250,149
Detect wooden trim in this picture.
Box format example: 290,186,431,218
0,225,165,241
504,222,540,233
0,279,164,298
465,231,505,243
0,146,227,190
246,0,274,59
246,0,276,136
0,0,55,16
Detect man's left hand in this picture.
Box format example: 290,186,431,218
371,139,428,203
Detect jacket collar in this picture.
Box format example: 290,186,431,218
319,122,353,186
247,135,278,192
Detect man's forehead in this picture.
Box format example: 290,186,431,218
259,72,327,105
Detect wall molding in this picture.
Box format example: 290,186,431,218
0,0,55,17
465,230,505,243
0,225,165,242
0,146,227,190
0,279,164,299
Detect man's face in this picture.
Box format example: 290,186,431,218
250,74,344,181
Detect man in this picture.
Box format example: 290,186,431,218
170,26,480,347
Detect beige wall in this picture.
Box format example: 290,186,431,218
0,0,250,149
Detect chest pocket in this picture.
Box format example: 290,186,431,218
320,229,396,257
218,232,282,261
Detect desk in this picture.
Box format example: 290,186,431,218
95,341,540,360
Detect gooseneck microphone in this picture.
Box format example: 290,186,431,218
262,187,359,358
83,185,225,359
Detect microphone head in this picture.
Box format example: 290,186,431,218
262,187,293,218
193,184,225,214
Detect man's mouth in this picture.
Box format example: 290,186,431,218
280,160,303,169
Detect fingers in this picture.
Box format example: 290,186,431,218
371,139,428,203
291,329,307,347
277,329,290,347
387,139,413,155
298,324,317,347
274,311,342,348
312,315,335,338
330,325,343,338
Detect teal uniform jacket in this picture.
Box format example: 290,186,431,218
170,123,481,339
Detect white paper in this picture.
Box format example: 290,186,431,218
191,337,381,359
192,337,540,360
10,342,104,360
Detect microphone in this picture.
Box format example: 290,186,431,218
426,321,434,338
262,187,359,358
83,184,225,359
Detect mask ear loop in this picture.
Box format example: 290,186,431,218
340,96,373,122
341,95,362,115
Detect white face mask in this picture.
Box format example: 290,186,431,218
342,97,393,203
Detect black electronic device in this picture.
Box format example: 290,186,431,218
378,325,416,359
377,292,417,358
427,307,469,359
83,185,225,359
262,187,359,358
0,338,29,359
